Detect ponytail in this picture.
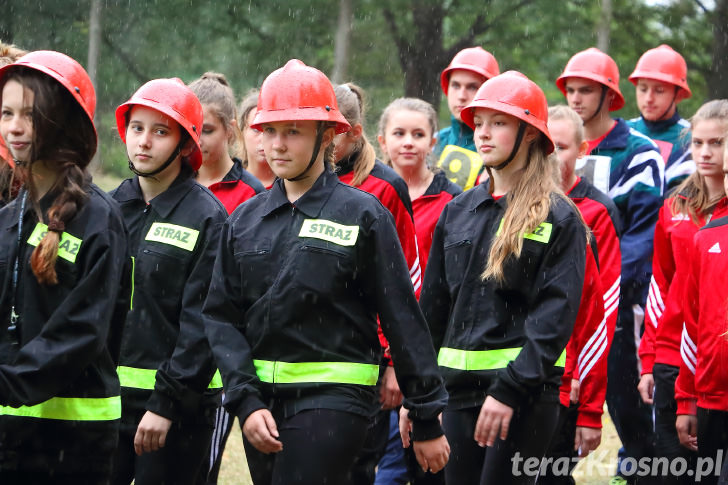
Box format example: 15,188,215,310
30,163,88,284
334,83,376,186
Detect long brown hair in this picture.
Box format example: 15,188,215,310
334,83,376,186
4,67,94,285
481,135,586,283
671,99,728,224
0,41,28,203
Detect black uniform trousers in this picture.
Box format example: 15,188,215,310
244,407,369,485
111,415,214,485
442,392,560,485
606,300,656,483
653,363,697,485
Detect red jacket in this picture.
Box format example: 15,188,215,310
207,158,265,215
560,242,610,428
562,177,621,428
676,215,728,415
412,171,462,274
337,156,421,355
640,197,728,375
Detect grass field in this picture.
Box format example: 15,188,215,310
217,410,622,484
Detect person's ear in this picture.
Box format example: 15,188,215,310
350,123,363,140
180,138,196,157
578,139,589,157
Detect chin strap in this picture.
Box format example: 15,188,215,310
491,122,527,171
583,86,609,125
128,137,187,179
287,122,326,182
653,86,680,122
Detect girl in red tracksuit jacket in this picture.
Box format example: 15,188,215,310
238,90,275,190
540,105,620,484
0,51,129,484
416,71,587,485
674,101,728,485
378,97,463,275
190,72,264,215
640,100,728,484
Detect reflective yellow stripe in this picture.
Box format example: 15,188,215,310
253,360,379,386
495,219,553,244
117,366,223,390
145,222,199,251
438,347,521,370
438,347,567,370
118,366,156,390
0,396,120,421
27,223,83,263
130,256,135,311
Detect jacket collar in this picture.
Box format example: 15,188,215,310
466,182,505,212
221,158,244,183
262,168,339,218
595,118,629,151
334,149,359,176
640,110,682,133
113,163,196,218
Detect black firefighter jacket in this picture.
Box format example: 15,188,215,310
0,184,129,474
420,185,587,411
203,169,448,441
111,165,227,425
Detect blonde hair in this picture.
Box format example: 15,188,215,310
237,89,260,167
671,99,728,223
0,42,27,67
548,104,584,145
377,97,438,167
481,135,586,283
188,72,240,150
334,83,376,186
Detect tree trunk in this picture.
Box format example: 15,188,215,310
88,0,102,171
596,0,612,52
331,0,353,84
403,3,446,109
708,0,728,99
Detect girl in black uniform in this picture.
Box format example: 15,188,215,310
0,51,129,484
110,78,228,485
202,59,449,485
415,71,587,485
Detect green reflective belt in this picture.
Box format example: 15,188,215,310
117,366,222,390
438,347,567,371
0,396,120,421
253,360,379,386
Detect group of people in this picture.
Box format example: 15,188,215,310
0,36,725,485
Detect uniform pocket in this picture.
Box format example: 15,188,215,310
443,231,473,289
138,246,193,300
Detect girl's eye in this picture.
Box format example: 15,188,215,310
555,145,565,151
155,129,168,136
711,140,723,147
288,129,299,135
692,140,702,147
202,128,213,135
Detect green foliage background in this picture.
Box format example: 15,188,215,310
1,0,715,179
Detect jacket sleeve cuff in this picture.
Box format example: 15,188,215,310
234,394,269,425
146,390,182,422
487,379,523,410
640,354,655,375
576,410,603,429
676,398,697,416
410,416,444,441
